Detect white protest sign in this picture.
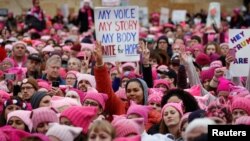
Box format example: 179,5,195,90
102,0,120,6
229,29,250,77
172,10,186,24
139,7,149,27
206,2,221,28
160,7,169,25
94,6,140,62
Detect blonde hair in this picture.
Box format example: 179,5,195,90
88,120,115,139
46,55,62,68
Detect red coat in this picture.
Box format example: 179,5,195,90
0,47,7,62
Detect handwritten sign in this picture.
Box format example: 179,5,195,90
229,29,250,76
139,7,149,27
172,10,186,24
206,2,221,28
160,7,169,25
94,6,139,62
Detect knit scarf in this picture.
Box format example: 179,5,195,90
81,7,93,29
29,6,44,21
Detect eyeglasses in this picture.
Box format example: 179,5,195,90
21,86,34,91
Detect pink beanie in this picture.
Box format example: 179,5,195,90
82,92,108,109
235,116,250,125
121,71,141,80
200,67,216,83
66,88,85,103
111,116,141,137
2,58,15,67
62,46,71,52
184,85,201,97
42,45,54,52
153,79,170,89
29,133,50,141
12,41,27,48
51,96,81,112
77,73,96,88
7,110,33,132
32,40,44,48
60,106,98,134
0,126,30,141
27,46,38,54
66,71,78,77
46,123,82,141
161,102,183,117
121,62,136,71
210,60,222,68
232,97,250,115
217,77,234,92
195,53,211,66
37,79,51,91
148,88,164,104
230,86,250,97
114,135,141,141
81,43,94,51
31,107,59,129
126,102,151,123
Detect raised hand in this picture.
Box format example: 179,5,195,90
141,42,150,65
180,45,188,63
93,41,103,66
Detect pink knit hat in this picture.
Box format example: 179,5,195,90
7,110,33,132
2,58,15,67
121,71,141,80
230,86,250,97
114,135,141,141
195,53,211,66
81,43,94,51
83,92,108,109
148,88,164,104
42,45,54,52
0,126,30,141
121,62,136,71
12,41,27,48
37,79,51,91
46,123,82,141
51,96,81,112
153,79,170,89
60,106,98,134
111,116,141,137
66,88,85,103
200,67,216,83
217,77,234,93
32,40,44,48
31,107,59,129
210,60,222,68
77,73,96,88
235,116,250,125
66,71,78,78
126,102,151,123
232,97,250,115
27,46,38,54
28,133,50,141
184,85,201,96
62,46,71,52
161,102,183,117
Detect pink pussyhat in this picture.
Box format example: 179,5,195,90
113,135,141,141
7,110,33,132
230,86,250,97
83,92,108,110
217,77,234,93
235,116,250,125
153,79,170,90
62,46,71,52
161,102,183,117
210,60,222,68
0,126,31,141
66,88,85,104
126,102,151,123
184,85,201,97
37,79,51,91
148,88,164,104
51,96,81,112
81,43,95,51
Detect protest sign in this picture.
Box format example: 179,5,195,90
160,7,169,25
94,6,140,62
206,2,221,28
229,29,250,77
172,10,186,24
102,0,120,6
139,7,149,27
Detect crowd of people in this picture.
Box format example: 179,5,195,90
0,0,250,141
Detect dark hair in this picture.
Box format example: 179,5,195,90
156,36,170,49
150,51,163,65
191,35,202,43
161,89,200,113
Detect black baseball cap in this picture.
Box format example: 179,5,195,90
28,53,42,62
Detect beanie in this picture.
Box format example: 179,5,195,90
7,110,33,132
121,71,141,80
195,53,211,66
111,116,141,137
126,102,151,123
232,97,250,116
153,79,170,89
235,116,250,125
161,102,183,117
217,77,234,93
83,92,108,110
65,88,85,104
28,133,50,141
21,78,39,90
77,73,96,88
210,60,222,68
51,96,81,112
31,107,59,129
0,126,30,141
4,97,27,110
209,53,220,62
46,123,82,141
13,41,27,48
60,106,98,134
81,43,94,51
200,67,216,83
148,88,164,104
30,91,49,109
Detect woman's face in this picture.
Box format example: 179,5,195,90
66,74,77,86
232,109,248,123
2,61,13,71
7,116,26,131
149,102,161,112
4,105,22,119
220,45,229,56
39,95,51,108
149,58,158,66
88,130,112,141
121,77,129,88
163,106,181,127
126,81,144,105
36,122,49,134
206,45,216,55
158,39,168,51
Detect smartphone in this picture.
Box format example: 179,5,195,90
52,81,60,87
4,73,16,81
228,48,236,58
